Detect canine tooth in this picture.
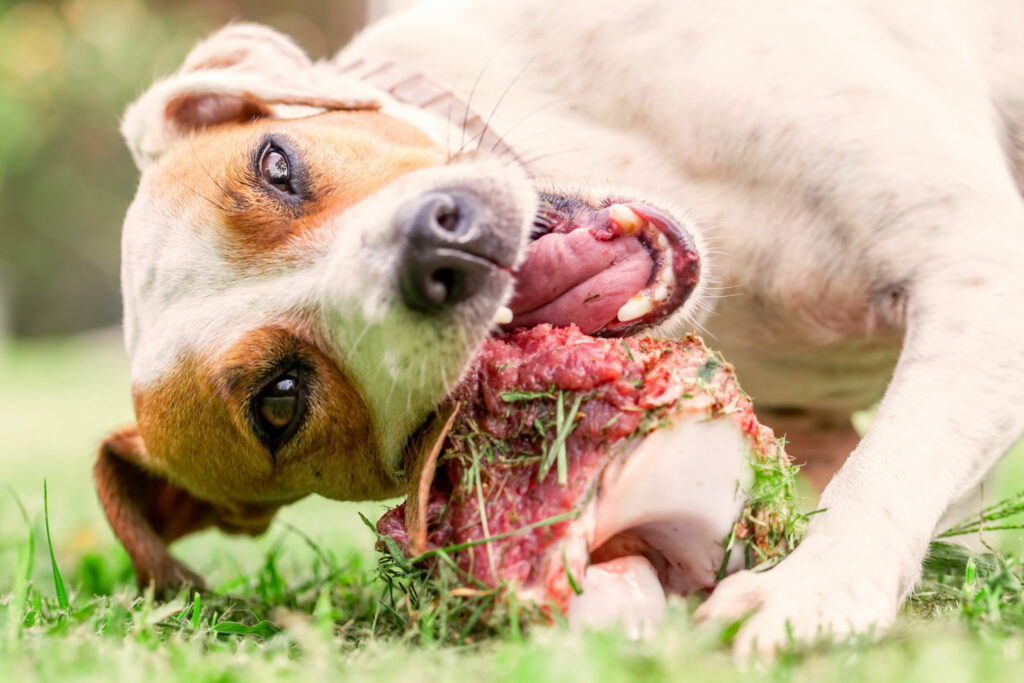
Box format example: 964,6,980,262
609,204,645,234
657,232,670,249
617,296,655,322
492,306,514,325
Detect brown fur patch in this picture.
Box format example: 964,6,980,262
133,322,398,511
152,109,444,266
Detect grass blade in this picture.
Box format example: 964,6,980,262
4,486,35,644
211,620,281,638
43,480,71,613
938,489,1024,538
537,391,584,485
192,591,202,631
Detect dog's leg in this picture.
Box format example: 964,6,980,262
689,69,1024,647
699,219,1024,651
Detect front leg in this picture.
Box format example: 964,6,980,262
698,218,1024,653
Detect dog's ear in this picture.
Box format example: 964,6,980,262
121,23,381,169
93,425,278,595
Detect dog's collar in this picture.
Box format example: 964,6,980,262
338,57,517,161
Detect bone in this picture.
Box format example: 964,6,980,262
567,555,666,639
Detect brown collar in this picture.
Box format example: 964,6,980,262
337,58,517,161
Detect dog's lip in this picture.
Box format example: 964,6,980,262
502,196,700,336
602,202,701,335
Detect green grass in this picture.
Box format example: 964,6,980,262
5,333,1024,681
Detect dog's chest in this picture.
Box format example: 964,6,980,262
698,264,903,414
671,166,909,414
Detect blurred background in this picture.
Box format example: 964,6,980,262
0,0,396,338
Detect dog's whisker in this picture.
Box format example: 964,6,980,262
445,80,456,162
188,137,235,202
492,128,572,164
165,169,231,212
515,146,600,174
418,353,428,401
684,312,717,340
469,53,540,153
383,371,400,420
350,318,375,354
458,27,525,154
488,96,577,156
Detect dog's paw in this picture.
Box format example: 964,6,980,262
696,538,901,656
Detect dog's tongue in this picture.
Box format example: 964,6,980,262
507,201,699,336
508,228,654,334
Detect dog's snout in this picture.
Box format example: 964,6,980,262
397,191,508,312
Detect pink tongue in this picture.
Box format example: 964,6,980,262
509,230,653,334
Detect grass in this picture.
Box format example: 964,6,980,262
5,332,1024,681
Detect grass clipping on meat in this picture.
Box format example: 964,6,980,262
371,331,807,643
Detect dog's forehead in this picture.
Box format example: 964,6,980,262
121,111,443,388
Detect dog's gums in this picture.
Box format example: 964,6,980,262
507,196,700,336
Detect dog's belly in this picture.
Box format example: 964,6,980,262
703,294,901,414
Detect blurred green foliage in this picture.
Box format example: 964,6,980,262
0,0,367,337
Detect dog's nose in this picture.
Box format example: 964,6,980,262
397,191,507,311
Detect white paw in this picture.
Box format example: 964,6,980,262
695,538,902,656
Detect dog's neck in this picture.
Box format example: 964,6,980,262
338,57,517,161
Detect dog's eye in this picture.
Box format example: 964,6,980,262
253,369,307,451
259,374,298,428
260,147,293,193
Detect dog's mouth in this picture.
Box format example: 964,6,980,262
503,194,700,336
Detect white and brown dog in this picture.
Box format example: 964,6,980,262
97,0,1024,654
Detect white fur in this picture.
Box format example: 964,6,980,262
344,0,1024,652
123,0,1024,653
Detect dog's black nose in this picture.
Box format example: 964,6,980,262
397,191,506,311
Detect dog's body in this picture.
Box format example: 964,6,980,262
99,0,1024,654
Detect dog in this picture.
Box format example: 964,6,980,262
97,0,1024,654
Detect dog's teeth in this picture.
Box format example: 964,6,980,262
492,306,514,325
609,204,645,234
617,296,655,322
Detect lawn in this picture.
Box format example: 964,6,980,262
4,332,1024,682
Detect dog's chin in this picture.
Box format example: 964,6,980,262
499,192,701,338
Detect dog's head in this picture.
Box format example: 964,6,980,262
97,24,703,592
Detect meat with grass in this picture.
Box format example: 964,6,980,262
376,324,802,636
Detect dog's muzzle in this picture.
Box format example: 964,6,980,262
397,191,516,312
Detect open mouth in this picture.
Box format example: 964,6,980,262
502,194,701,336
377,326,798,634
